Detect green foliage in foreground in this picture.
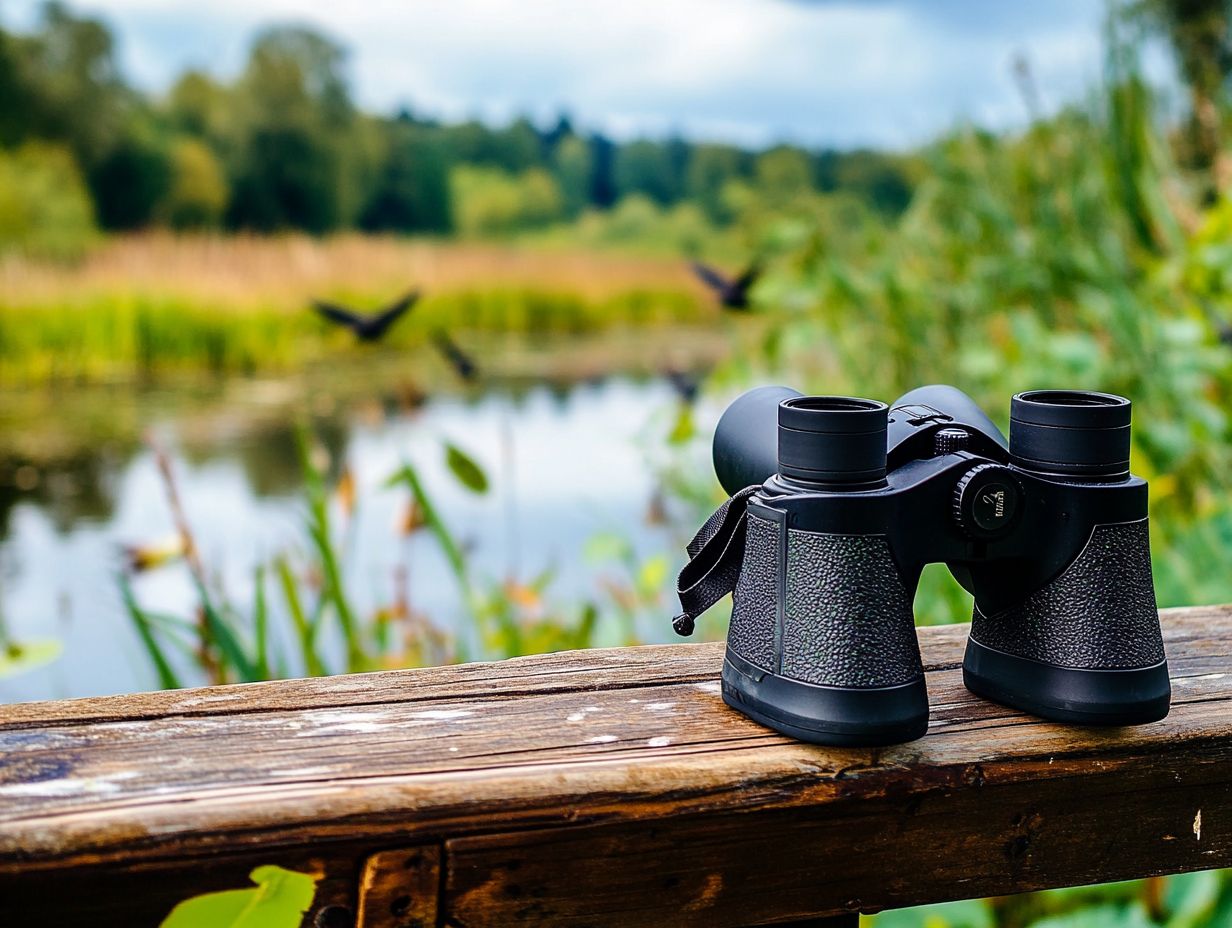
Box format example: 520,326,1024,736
119,427,663,687
869,870,1232,928
159,866,317,928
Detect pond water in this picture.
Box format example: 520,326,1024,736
0,368,725,704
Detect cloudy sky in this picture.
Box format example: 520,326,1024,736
5,0,1118,148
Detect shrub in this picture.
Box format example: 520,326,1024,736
0,142,96,260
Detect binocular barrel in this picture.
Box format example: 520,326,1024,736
1009,390,1131,479
712,386,888,493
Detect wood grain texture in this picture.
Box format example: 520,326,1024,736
0,605,1228,927
357,846,441,928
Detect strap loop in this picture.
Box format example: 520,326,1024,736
673,486,758,636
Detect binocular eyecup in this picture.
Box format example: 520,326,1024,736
777,396,888,488
712,386,889,493
1009,390,1131,479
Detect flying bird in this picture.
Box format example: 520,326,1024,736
312,290,419,342
431,330,480,383
664,368,703,406
691,261,761,310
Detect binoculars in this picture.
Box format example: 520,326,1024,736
675,384,1170,746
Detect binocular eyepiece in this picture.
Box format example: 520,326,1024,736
712,385,890,494
713,385,1134,494
1010,390,1131,479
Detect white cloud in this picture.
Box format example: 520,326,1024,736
4,0,1107,147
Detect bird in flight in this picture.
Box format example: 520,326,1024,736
664,368,703,406
431,330,480,383
691,261,761,310
312,290,419,342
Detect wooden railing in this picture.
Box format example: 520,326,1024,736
2,604,1230,927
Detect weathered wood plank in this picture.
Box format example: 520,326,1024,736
357,845,441,928
3,605,1224,730
0,605,1228,927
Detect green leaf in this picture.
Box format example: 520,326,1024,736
0,638,62,679
1025,902,1154,928
195,581,259,683
1163,870,1221,928
119,575,183,690
445,442,489,494
159,865,318,928
252,565,270,681
274,558,327,678
387,462,467,579
871,898,993,928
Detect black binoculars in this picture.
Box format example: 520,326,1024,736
674,384,1170,746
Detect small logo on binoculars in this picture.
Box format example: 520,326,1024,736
981,488,1007,519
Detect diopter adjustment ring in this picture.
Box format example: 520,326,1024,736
953,464,1022,540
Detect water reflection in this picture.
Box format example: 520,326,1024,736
0,373,709,703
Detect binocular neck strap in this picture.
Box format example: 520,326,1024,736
673,486,759,636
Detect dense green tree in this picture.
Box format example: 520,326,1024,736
587,133,618,208
831,150,915,216
754,145,813,203
158,138,229,229
167,71,233,144
0,4,931,240
686,143,746,223
0,141,96,258
228,26,357,232
451,165,564,235
361,120,452,233
2,2,125,168
88,127,172,229
553,134,593,218
497,118,544,172
613,139,679,205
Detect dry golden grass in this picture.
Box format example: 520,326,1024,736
1,233,710,311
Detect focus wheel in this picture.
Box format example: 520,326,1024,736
953,464,1022,540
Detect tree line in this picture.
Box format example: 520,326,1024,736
0,1,915,247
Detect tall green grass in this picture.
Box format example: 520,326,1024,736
0,286,707,384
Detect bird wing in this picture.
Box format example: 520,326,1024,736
432,330,479,381
312,300,363,329
690,262,732,293
369,290,420,336
734,262,762,291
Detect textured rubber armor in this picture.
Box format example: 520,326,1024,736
971,519,1164,670
726,512,779,672
782,531,921,687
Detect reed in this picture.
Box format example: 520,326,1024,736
0,235,714,384
119,426,660,688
